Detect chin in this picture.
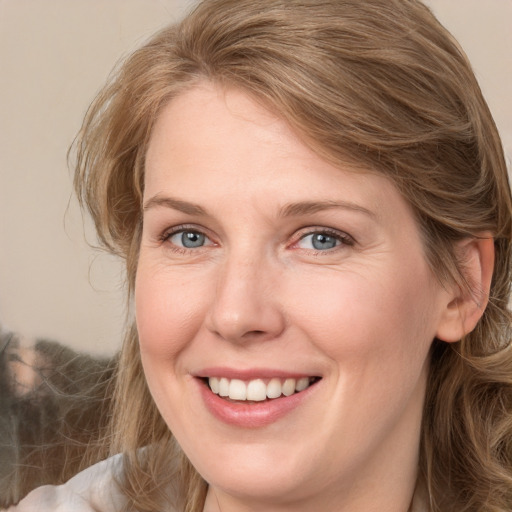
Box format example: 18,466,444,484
189,440,327,505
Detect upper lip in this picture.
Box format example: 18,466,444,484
194,367,320,380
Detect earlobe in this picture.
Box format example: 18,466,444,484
435,235,495,343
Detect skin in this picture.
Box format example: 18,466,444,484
136,82,464,512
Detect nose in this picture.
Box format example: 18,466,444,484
205,252,286,343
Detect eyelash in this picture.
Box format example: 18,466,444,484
159,224,214,254
293,227,355,253
158,225,355,254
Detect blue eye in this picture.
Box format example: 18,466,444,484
297,232,345,251
169,230,207,248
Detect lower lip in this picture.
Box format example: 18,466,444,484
197,379,318,428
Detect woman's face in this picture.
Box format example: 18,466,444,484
136,83,453,510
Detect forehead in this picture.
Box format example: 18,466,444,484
144,82,411,226
146,83,301,175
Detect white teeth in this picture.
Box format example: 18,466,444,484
219,377,229,397
246,379,267,401
207,376,316,401
282,378,296,396
209,377,220,394
266,378,282,399
229,379,247,400
295,377,309,392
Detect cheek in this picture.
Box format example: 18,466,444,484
134,261,209,361
287,262,438,372
134,261,210,426
293,265,437,440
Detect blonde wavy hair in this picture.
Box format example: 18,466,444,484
74,0,512,510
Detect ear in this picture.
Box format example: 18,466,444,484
435,235,495,343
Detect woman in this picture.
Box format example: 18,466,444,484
6,0,512,510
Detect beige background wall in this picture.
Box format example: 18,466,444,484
1,1,510,355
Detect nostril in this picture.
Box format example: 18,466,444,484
242,330,267,339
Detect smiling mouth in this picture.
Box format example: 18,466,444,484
204,376,321,402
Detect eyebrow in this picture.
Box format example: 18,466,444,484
143,195,208,216
279,200,376,219
143,195,375,219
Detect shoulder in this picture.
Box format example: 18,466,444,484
4,455,126,512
